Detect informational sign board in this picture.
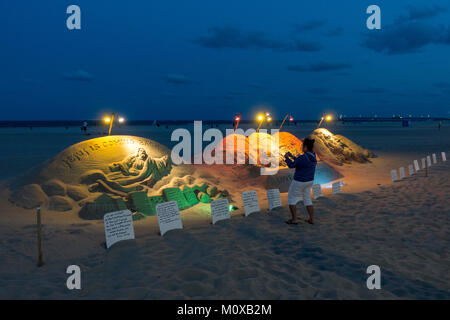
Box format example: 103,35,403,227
312,184,323,200
414,160,420,172
432,153,437,164
332,181,341,194
442,152,447,162
267,189,282,211
427,156,432,167
210,198,230,225
421,158,426,169
408,164,414,176
399,167,406,179
241,190,260,217
391,169,398,182
104,210,135,249
156,201,183,236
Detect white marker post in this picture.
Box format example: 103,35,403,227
104,210,135,249
399,167,406,179
391,169,398,182
414,160,420,172
432,153,437,164
421,158,426,169
332,181,342,194
408,164,414,176
242,190,260,217
36,207,43,267
312,184,323,200
210,198,230,225
156,201,183,236
442,152,447,162
427,156,432,167
267,189,282,211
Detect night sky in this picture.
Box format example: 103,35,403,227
1,1,450,120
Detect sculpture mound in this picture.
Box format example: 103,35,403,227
9,135,173,213
309,128,376,166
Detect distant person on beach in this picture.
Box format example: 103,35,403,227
284,138,317,225
82,121,88,134
438,121,442,131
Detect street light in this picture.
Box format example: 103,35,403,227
279,113,294,131
103,113,125,136
317,114,333,128
234,112,241,132
256,114,265,132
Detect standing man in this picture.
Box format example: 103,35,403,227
284,138,317,225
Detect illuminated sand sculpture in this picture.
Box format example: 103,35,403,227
8,136,228,219
310,128,376,165
8,130,374,218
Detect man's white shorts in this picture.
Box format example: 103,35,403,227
287,180,314,206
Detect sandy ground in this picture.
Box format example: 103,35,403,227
0,123,449,299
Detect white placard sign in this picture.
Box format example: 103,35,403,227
414,160,420,172
408,164,414,176
399,167,406,179
332,181,341,194
421,158,426,169
442,152,447,162
391,169,398,182
104,210,135,249
427,156,432,167
156,201,183,236
210,198,230,225
267,189,282,211
432,153,437,164
312,184,323,199
242,190,260,216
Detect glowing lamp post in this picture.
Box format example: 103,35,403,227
256,114,265,133
317,114,333,128
279,114,293,131
234,113,241,132
104,113,125,136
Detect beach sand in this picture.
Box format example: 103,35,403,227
0,122,449,299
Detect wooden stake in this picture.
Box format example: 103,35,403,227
37,206,43,267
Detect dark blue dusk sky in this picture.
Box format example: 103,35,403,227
1,1,450,120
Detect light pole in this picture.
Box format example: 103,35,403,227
104,113,125,136
317,114,333,128
234,113,241,132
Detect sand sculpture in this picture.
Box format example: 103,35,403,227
309,128,376,165
8,135,227,219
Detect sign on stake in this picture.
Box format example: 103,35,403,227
399,167,405,179
211,198,230,225
104,210,135,248
414,160,420,172
312,184,323,200
332,181,342,194
408,164,414,176
267,189,282,211
156,201,183,236
242,190,260,217
391,169,398,182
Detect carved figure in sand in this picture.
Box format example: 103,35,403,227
81,148,172,196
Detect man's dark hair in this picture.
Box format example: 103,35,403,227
303,138,315,152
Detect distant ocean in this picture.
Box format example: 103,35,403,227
0,118,446,128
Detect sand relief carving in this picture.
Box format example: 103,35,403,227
81,147,172,196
